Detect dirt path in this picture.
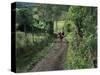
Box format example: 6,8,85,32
31,38,67,72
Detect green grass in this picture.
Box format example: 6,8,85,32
64,33,94,69
16,31,54,72
27,42,55,72
64,43,74,69
54,21,65,32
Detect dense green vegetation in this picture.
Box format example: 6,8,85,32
15,2,97,72
16,3,68,72
64,6,97,69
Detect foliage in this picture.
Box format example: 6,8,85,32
15,2,97,72
64,6,97,69
16,31,54,72
16,8,33,32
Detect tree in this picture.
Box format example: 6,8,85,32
65,6,97,68
16,8,33,34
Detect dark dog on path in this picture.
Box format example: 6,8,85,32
58,32,64,42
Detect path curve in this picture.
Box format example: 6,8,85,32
31,39,67,72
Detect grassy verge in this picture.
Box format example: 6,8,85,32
16,31,54,72
64,33,94,69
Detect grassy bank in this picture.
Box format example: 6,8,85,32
16,31,54,72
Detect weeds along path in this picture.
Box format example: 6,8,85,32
31,38,67,72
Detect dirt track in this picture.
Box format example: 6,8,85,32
31,39,67,72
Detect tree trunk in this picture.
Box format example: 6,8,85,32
48,21,54,35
